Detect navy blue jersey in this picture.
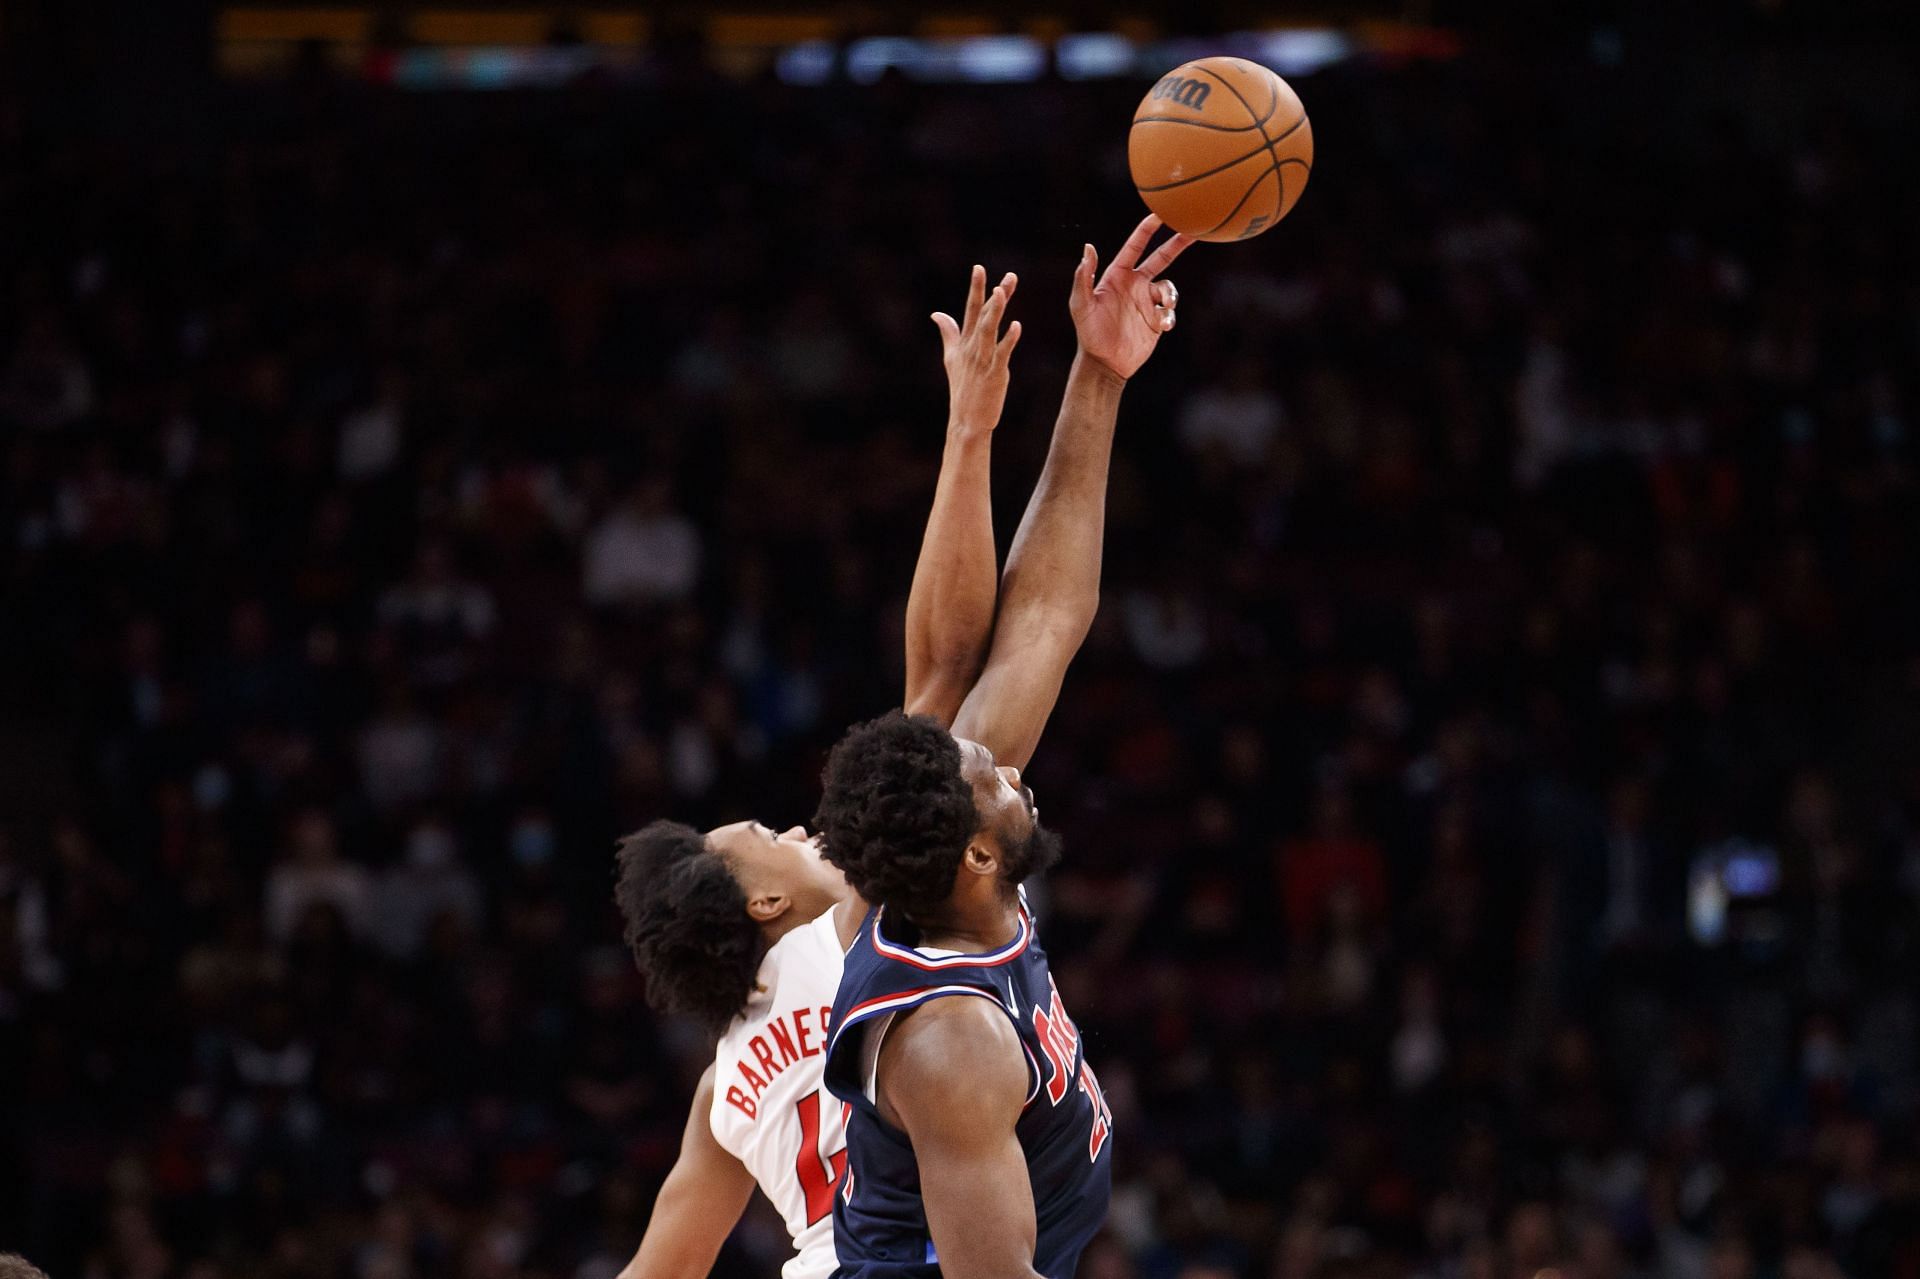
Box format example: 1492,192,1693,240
823,896,1113,1279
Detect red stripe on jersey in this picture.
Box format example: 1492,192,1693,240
869,905,1032,971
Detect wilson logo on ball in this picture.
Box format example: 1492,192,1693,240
1150,76,1212,110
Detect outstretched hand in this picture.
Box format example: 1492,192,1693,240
933,265,1022,437
1070,214,1193,381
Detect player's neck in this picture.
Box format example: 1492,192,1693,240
759,909,814,948
908,888,1020,953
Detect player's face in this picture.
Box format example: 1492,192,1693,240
707,819,847,925
952,736,1039,854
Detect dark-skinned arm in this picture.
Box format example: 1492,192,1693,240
903,266,1021,727
951,216,1190,769
876,998,1046,1279
617,1067,757,1279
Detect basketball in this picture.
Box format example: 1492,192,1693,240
1128,57,1313,242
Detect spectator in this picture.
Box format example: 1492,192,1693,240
1176,357,1286,468
369,817,484,960
581,479,703,608
264,810,371,942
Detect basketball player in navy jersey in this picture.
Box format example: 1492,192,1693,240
615,216,1189,1279
813,215,1193,1279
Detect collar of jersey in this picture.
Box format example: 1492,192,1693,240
871,902,1033,970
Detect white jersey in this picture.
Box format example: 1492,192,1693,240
710,908,849,1279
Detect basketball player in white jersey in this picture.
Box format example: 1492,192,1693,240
613,217,1189,1279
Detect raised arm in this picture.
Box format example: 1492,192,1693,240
877,999,1046,1279
903,266,1022,727
618,1067,757,1279
950,216,1189,768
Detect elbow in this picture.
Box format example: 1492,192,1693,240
1048,588,1100,648
1074,587,1101,638
921,630,991,677
919,624,995,688
936,641,994,690
1002,595,1096,665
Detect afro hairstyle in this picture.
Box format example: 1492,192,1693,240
614,820,763,1032
812,710,981,919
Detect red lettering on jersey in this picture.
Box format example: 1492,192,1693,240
795,1007,818,1058
769,1017,800,1068
726,1085,757,1120
1077,1059,1112,1160
1031,980,1081,1106
820,1005,833,1034
750,1035,781,1080
739,1059,768,1097
794,1088,849,1225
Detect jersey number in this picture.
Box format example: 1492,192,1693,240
1032,981,1114,1161
794,1089,849,1225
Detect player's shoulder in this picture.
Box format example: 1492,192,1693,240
884,996,1025,1086
774,904,846,960
880,997,1029,1125
750,909,845,997
718,911,841,1048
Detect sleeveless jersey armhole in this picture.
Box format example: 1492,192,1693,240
847,987,1043,1112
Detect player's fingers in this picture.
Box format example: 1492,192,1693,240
962,264,986,333
981,281,1008,321
1138,232,1194,280
980,273,1016,331
995,319,1023,364
1151,279,1178,310
1072,243,1097,307
1105,214,1163,280
932,312,960,351
990,274,1018,340
1157,306,1176,333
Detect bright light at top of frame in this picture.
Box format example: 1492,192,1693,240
1056,34,1138,81
223,20,1439,90
783,31,1357,87
358,31,1361,90
839,34,1051,84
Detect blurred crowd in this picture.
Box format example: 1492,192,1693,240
5,34,1920,1279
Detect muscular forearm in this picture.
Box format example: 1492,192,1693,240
903,425,997,726
999,352,1124,632
950,352,1125,768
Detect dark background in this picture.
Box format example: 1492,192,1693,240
3,3,1920,1278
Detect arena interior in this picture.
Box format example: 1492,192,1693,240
2,2,1920,1276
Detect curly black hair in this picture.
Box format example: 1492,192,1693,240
0,1255,51,1279
613,820,763,1032
813,710,982,918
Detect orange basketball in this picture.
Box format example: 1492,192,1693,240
1128,57,1313,243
